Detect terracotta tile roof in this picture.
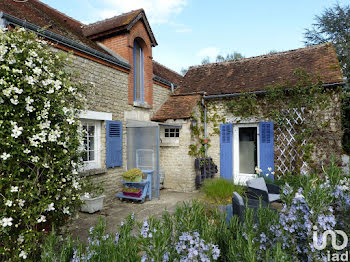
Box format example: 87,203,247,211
153,61,183,86
152,94,201,121
82,9,157,46
0,0,107,54
177,43,344,96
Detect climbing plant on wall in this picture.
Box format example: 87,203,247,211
225,69,341,174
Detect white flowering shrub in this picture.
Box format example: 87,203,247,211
0,28,85,260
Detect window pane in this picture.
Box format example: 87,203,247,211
88,136,94,151
239,127,257,174
89,150,95,161
88,125,95,136
134,41,142,101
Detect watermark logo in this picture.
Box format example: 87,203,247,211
313,226,348,251
313,226,349,261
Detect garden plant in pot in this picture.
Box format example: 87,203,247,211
122,168,144,182
80,178,105,214
122,187,142,197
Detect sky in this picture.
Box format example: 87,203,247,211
41,0,349,74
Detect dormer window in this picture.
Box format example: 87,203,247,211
133,39,144,102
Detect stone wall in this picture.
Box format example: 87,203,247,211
205,90,343,177
159,119,197,192
63,50,173,201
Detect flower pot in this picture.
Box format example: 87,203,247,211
123,175,142,182
123,189,142,198
80,195,105,214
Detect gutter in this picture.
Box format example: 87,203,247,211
0,12,131,70
203,82,346,100
153,75,177,89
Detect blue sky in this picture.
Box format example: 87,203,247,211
41,0,348,73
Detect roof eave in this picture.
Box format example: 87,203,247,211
0,12,131,70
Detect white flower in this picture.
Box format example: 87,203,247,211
294,192,305,199
1,217,13,227
23,148,31,154
19,250,27,259
25,105,34,112
14,87,23,94
47,88,54,94
33,67,42,75
10,186,18,192
30,156,39,163
24,75,35,84
45,203,55,212
268,167,272,172
63,207,70,215
255,167,262,174
11,125,23,138
5,200,13,207
17,234,24,244
271,171,275,175
266,173,269,177
83,192,90,198
10,98,18,105
37,215,46,223
25,96,34,104
72,180,80,190
18,199,25,207
0,152,10,160
42,163,49,168
67,118,75,124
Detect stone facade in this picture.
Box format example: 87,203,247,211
159,119,197,192
62,50,173,201
205,91,343,177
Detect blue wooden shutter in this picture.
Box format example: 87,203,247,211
220,123,233,180
106,121,122,168
259,122,274,180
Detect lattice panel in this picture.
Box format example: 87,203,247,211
275,108,309,175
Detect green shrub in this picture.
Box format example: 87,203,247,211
201,178,245,204
0,28,85,260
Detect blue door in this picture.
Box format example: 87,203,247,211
220,123,233,180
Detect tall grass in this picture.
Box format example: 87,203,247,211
201,178,245,204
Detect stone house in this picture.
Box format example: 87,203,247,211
153,44,345,187
0,0,345,197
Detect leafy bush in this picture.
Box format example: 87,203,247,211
201,178,245,204
0,28,85,260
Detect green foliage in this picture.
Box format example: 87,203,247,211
201,52,245,65
0,28,85,260
122,168,143,181
201,178,245,204
226,93,258,119
80,177,104,197
304,3,350,154
40,162,350,261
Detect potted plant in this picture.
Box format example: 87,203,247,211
80,178,105,214
122,168,144,182
122,187,142,198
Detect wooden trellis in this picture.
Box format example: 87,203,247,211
275,108,310,175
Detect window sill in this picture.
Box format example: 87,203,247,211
133,101,151,109
160,142,180,147
80,168,107,177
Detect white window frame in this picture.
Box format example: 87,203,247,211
81,120,102,171
233,123,259,184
